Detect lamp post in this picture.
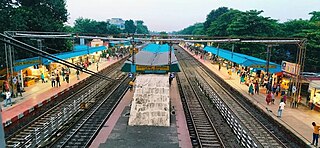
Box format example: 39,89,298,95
130,35,136,65
266,45,272,75
168,42,173,65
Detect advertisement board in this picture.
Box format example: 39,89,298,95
281,61,300,75
136,65,170,71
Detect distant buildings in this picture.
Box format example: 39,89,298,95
107,18,125,30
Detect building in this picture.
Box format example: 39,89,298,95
107,18,125,30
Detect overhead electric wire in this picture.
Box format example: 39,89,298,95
0,33,117,81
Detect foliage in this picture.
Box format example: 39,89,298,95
309,11,320,22
203,7,229,31
136,20,149,34
0,0,70,63
177,23,204,35
73,18,122,35
178,7,320,72
124,20,136,34
226,10,281,37
206,9,242,36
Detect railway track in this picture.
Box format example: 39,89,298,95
176,45,306,147
176,56,225,147
5,58,127,147
52,76,130,147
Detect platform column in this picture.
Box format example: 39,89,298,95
0,107,6,147
168,42,173,65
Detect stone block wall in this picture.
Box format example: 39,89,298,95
128,74,170,126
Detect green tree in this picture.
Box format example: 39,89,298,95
227,10,280,37
74,18,98,33
207,9,242,36
309,11,320,22
136,20,149,34
0,0,70,61
107,24,121,34
74,18,122,35
177,23,204,35
203,7,229,31
177,7,320,72
124,20,136,34
281,19,313,37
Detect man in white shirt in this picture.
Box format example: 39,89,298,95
4,91,12,107
278,99,286,118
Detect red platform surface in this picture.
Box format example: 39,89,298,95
1,58,121,126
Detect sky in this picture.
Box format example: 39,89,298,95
66,0,320,32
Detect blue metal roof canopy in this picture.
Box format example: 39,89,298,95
121,43,180,73
14,46,107,71
204,46,281,73
142,43,171,53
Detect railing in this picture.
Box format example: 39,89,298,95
8,81,106,148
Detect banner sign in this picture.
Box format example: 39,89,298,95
250,64,277,69
14,59,41,66
136,65,170,71
281,61,300,75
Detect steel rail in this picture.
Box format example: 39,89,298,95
56,77,130,147
177,57,225,148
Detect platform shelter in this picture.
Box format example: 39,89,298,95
204,46,281,73
121,43,180,73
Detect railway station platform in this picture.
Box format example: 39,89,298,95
181,45,316,144
90,75,192,148
1,57,122,125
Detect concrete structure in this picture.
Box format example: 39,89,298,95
107,18,125,30
128,74,170,126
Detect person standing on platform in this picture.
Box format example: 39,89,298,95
227,69,232,79
51,73,55,87
240,74,245,84
76,69,80,80
276,83,280,96
312,122,320,146
129,80,134,91
271,92,275,104
248,84,254,95
277,99,285,118
169,72,175,86
65,73,69,84
84,62,88,70
96,62,99,71
283,94,287,104
311,95,317,110
272,83,277,93
61,67,65,81
4,91,12,107
16,83,22,97
56,74,61,87
41,73,45,83
307,92,311,106
254,81,259,95
266,92,272,105
218,63,221,71
296,95,302,108
3,81,9,92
